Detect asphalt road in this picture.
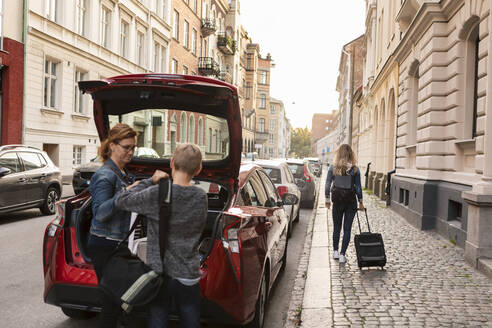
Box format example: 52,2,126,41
0,207,312,328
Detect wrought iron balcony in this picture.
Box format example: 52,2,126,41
201,19,216,37
198,57,220,76
217,33,236,55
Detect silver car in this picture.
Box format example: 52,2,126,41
255,159,301,237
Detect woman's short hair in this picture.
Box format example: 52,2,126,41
172,143,202,176
98,123,137,161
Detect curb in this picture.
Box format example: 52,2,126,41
284,184,321,328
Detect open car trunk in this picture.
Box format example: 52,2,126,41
67,180,231,266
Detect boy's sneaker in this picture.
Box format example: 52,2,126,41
333,250,339,259
339,254,346,263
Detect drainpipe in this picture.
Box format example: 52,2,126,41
21,0,28,143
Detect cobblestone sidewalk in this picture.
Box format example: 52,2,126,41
292,174,492,327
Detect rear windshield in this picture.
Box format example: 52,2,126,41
288,164,304,179
308,163,320,171
109,109,229,161
263,168,281,184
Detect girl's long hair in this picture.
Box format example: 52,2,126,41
98,123,137,162
333,144,357,175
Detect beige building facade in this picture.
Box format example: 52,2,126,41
389,0,492,273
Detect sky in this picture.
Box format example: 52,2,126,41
239,1,366,129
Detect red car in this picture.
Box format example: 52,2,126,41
42,74,298,328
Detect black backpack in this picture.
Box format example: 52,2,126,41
331,168,356,204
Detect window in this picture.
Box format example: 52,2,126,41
259,70,267,84
44,60,58,109
208,128,212,152
180,112,187,142
183,66,188,75
0,153,20,173
74,70,86,114
76,0,87,36
154,42,160,71
259,93,266,109
46,0,58,21
270,118,276,132
269,133,274,144
173,10,179,40
270,104,276,114
188,115,195,143
259,118,265,132
183,20,189,48
72,146,84,165
19,152,44,170
192,0,197,12
136,32,145,66
247,54,252,70
246,82,251,99
214,129,218,153
249,173,267,206
191,29,197,55
257,170,278,203
198,118,203,145
171,59,178,74
101,6,111,48
471,26,480,138
243,181,259,206
120,20,129,58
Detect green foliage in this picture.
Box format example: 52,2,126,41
290,127,312,158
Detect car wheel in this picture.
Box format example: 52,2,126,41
40,186,60,215
61,307,97,319
246,273,268,328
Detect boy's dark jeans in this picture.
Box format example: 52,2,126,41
332,201,357,255
147,274,200,328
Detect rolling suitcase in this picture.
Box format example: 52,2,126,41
354,209,386,269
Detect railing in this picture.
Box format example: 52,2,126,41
198,57,220,76
201,18,216,37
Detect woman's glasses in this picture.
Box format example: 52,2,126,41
116,143,136,152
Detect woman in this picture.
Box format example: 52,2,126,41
325,144,364,263
87,123,137,328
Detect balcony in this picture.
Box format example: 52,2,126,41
396,0,419,33
217,33,236,55
255,130,269,143
201,18,216,37
218,71,233,84
198,57,220,76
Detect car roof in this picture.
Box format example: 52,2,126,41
286,158,304,164
0,145,42,153
254,159,286,168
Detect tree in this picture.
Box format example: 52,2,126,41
290,127,311,158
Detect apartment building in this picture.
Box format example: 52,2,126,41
239,26,256,154
255,53,274,158
311,112,337,157
0,0,23,144
269,98,290,159
389,0,492,271
24,0,171,179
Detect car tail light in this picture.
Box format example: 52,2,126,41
304,166,312,183
223,216,242,284
277,186,289,198
43,201,66,272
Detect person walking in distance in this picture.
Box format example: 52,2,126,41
325,144,364,263
115,143,207,328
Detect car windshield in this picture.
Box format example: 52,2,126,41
288,164,304,179
109,109,229,161
263,167,281,184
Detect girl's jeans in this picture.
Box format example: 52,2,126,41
332,201,357,255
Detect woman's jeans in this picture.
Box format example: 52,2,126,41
332,202,357,255
147,274,201,328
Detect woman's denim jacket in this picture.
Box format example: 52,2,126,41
89,159,135,241
325,165,363,204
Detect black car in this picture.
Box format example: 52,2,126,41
0,145,62,215
72,156,103,194
286,158,317,208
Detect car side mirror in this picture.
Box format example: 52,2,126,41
0,167,11,177
281,193,299,206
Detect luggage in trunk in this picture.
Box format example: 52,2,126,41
354,209,386,269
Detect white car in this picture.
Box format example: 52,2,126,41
255,159,301,237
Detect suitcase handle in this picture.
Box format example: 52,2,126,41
356,208,371,234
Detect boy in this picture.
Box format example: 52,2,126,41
115,143,207,328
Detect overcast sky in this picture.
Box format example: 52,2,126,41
239,1,366,129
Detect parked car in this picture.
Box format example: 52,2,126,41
286,158,317,208
72,156,103,194
0,145,62,215
304,157,322,177
42,74,298,328
255,159,301,237
134,146,160,158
